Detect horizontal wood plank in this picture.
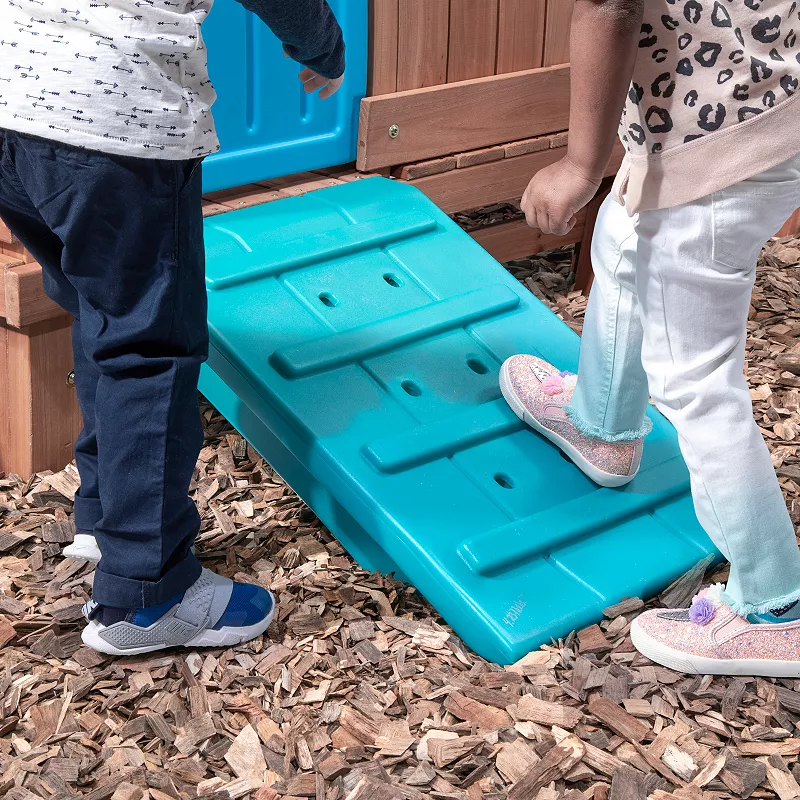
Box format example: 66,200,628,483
471,211,586,262
358,65,570,171
407,141,624,213
5,262,68,328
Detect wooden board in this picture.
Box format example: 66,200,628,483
0,319,8,475
0,253,26,319
0,217,17,245
410,146,562,212
778,207,800,237
4,262,67,328
408,139,624,213
497,0,546,73
471,210,586,263
543,0,575,66
396,0,449,91
447,0,499,83
368,0,399,95
2,317,81,476
358,65,570,170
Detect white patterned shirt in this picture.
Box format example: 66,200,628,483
0,0,220,159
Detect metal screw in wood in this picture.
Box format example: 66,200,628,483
66,370,75,387
388,124,400,139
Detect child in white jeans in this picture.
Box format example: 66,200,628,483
501,0,800,676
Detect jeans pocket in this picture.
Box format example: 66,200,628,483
712,161,800,271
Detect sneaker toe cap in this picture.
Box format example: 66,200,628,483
214,582,274,629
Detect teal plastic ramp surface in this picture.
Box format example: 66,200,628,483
199,178,718,665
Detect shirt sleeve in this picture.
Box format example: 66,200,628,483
232,0,346,79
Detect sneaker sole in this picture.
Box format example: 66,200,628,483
631,618,800,678
63,534,102,564
499,361,635,489
81,599,276,656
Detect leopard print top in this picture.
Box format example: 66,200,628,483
617,1,800,211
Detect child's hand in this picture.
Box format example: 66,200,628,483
521,157,602,236
298,67,344,100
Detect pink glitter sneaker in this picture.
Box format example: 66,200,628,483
499,355,642,488
631,585,800,677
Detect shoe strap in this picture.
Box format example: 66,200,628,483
176,569,233,630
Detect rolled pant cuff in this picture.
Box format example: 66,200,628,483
92,550,203,608
73,494,103,532
721,584,800,617
565,405,653,443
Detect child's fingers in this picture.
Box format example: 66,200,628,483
298,67,316,83
318,82,336,100
302,75,327,94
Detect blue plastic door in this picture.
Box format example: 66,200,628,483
201,0,367,193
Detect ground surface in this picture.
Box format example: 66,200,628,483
1,238,800,800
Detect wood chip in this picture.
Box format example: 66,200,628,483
589,695,649,743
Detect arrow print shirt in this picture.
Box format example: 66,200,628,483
0,0,344,159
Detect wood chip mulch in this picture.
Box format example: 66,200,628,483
1,238,800,800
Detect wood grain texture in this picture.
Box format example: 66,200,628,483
5,262,67,328
368,0,399,95
0,253,25,319
470,212,585,262
408,139,623,213
396,156,457,180
447,0,499,83
409,147,562,212
358,65,570,170
396,0,449,91
0,319,8,476
0,217,17,245
543,0,575,66
497,0,546,73
454,144,506,168
2,317,80,477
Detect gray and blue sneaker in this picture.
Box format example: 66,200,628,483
81,568,276,655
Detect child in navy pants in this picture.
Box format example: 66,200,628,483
0,0,345,654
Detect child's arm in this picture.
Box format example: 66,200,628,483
235,0,346,97
522,0,643,235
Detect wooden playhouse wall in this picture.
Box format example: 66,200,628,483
361,0,800,239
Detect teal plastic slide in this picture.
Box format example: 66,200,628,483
199,177,718,664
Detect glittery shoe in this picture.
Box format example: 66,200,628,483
631,585,800,677
499,355,642,488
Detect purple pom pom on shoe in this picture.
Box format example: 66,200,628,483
688,596,716,625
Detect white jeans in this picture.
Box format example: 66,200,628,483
568,154,800,615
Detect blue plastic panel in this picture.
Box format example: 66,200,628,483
201,0,367,193
199,178,719,664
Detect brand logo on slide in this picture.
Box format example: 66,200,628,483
503,596,527,627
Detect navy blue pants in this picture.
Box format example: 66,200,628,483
0,130,205,608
